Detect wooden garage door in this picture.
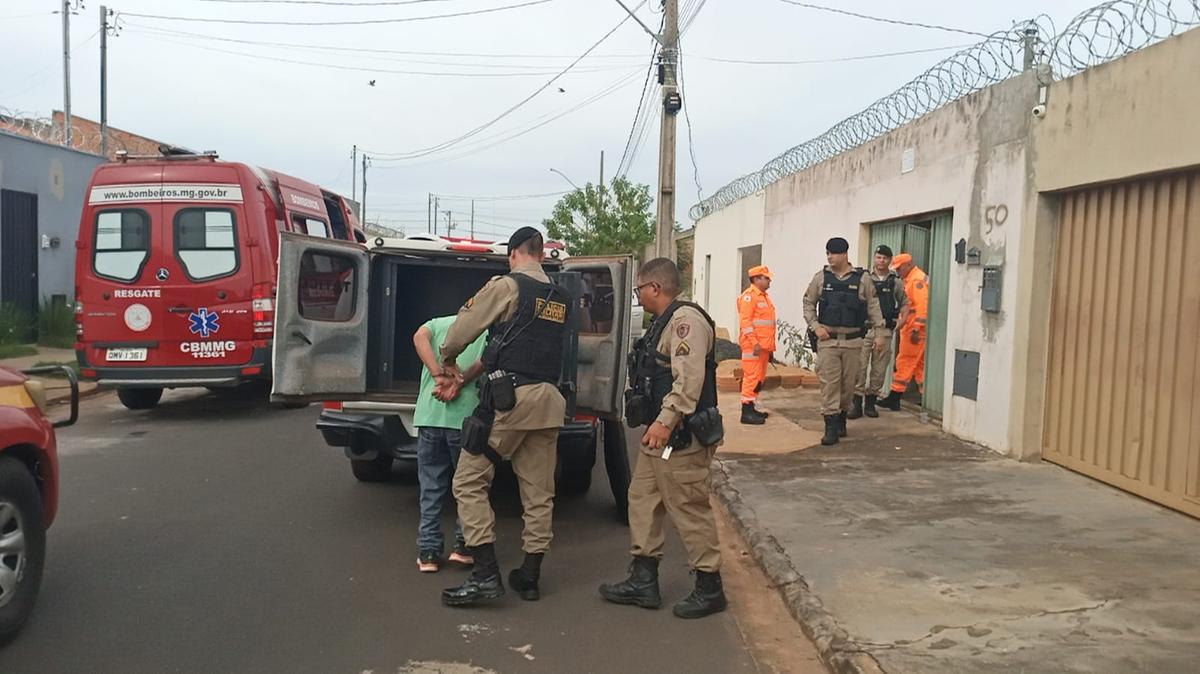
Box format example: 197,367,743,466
1044,170,1200,518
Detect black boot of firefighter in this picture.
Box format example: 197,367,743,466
599,556,662,609
847,394,864,419
442,543,505,607
508,552,543,601
864,394,879,418
740,403,766,425
673,570,728,619
821,415,840,446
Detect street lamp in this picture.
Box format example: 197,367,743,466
549,168,582,191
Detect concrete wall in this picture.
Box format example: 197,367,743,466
691,190,765,333
0,132,104,307
1010,27,1200,459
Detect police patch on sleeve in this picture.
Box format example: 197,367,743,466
915,281,926,290
742,295,752,302
675,341,691,356
676,322,691,339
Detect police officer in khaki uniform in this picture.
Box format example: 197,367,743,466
802,237,887,446
599,258,727,619
439,227,568,607
849,245,909,419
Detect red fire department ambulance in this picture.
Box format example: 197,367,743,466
73,149,362,410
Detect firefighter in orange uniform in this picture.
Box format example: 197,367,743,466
879,253,929,410
737,265,776,425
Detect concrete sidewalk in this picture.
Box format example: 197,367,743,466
0,346,95,404
716,390,1200,674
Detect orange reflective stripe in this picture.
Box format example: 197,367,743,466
0,384,35,409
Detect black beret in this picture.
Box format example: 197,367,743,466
875,244,894,258
507,226,542,251
826,237,850,254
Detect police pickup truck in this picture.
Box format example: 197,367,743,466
269,233,636,519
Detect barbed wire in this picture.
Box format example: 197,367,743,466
0,106,103,152
690,0,1200,221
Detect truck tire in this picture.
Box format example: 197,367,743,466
117,387,163,410
602,420,631,524
0,456,47,646
557,465,593,495
350,452,393,483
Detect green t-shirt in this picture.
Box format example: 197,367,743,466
414,316,487,430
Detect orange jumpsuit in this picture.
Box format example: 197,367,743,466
892,267,929,394
738,285,776,404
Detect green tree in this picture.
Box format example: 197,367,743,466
543,177,655,260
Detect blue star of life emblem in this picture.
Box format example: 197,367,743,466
188,308,220,338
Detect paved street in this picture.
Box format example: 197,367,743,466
0,388,803,674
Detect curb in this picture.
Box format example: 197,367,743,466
713,459,886,674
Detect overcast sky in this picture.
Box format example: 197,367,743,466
2,0,1096,239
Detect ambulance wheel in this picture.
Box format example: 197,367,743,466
350,453,393,483
0,456,47,646
558,465,593,495
602,420,631,525
117,387,163,410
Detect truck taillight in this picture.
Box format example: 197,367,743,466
322,401,343,411
75,301,84,336
252,283,275,336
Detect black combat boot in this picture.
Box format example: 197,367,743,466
878,390,902,411
508,552,543,601
598,556,662,609
864,394,879,418
441,543,505,607
838,411,848,437
740,403,766,425
673,570,728,619
847,394,864,419
821,415,839,446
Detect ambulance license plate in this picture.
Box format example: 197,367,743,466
106,348,147,362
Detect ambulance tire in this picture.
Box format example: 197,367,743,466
558,465,593,496
602,420,631,525
0,457,46,646
117,387,163,410
350,452,394,483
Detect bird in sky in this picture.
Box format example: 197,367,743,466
558,87,566,93
369,80,377,87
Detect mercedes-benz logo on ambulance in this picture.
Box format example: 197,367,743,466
156,268,170,282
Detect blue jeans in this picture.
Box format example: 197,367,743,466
416,427,465,554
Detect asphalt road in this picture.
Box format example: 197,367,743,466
0,388,762,674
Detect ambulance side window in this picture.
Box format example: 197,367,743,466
578,270,615,335
175,208,238,281
293,215,329,238
297,251,356,322
94,209,150,282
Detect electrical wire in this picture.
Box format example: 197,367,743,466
616,12,664,176
363,1,647,161
126,30,631,78
776,0,996,40
432,190,570,201
119,0,554,26
693,43,971,65
185,0,460,5
677,44,702,199
0,29,100,99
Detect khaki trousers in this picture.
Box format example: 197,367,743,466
856,330,895,396
628,446,721,572
817,338,863,415
453,426,558,554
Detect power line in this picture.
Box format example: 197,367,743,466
432,190,570,201
186,0,460,5
0,29,101,99
363,1,647,161
119,0,554,26
616,14,664,176
776,0,995,40
677,45,702,200
126,30,631,78
692,44,970,65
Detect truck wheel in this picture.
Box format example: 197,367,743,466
557,465,593,495
350,452,393,483
602,420,631,524
0,456,47,646
117,387,163,410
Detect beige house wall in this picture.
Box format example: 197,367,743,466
691,191,765,334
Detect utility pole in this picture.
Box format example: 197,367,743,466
599,150,605,215
428,193,432,233
655,0,680,261
99,5,108,157
433,196,439,234
445,210,453,235
470,199,475,239
61,0,73,147
352,145,358,211
361,154,369,230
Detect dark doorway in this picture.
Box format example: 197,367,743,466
1,189,39,341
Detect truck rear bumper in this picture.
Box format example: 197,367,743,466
78,347,272,388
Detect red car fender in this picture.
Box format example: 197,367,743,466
0,382,61,527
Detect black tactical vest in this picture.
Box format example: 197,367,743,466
873,273,901,328
633,300,719,417
482,272,568,384
817,269,868,328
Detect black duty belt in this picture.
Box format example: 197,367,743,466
830,329,867,340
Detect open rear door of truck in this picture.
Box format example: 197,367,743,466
562,255,633,419
271,232,370,403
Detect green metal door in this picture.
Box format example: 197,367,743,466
868,221,904,266
922,213,952,415
905,223,932,272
